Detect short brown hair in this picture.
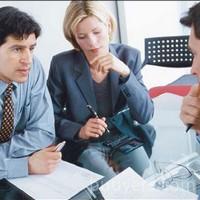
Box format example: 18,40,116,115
180,2,200,39
63,0,116,50
0,6,41,46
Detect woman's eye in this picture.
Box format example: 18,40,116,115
77,35,86,40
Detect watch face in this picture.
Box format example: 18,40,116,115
0,179,34,200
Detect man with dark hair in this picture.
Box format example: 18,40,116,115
0,6,61,179
180,2,200,133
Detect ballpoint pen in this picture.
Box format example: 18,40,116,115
186,124,192,133
55,141,66,152
86,104,110,133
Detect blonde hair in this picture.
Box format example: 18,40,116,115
63,0,117,50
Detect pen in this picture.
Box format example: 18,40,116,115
86,104,110,133
55,141,66,152
186,124,192,133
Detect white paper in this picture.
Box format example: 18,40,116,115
9,160,103,199
99,167,197,199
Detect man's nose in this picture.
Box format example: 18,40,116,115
191,59,200,77
20,50,32,65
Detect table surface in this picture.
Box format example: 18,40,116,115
2,153,200,200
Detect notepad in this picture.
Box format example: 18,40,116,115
99,167,197,199
9,160,103,199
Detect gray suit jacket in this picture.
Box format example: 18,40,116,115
47,43,154,160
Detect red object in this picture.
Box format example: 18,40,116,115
149,85,191,98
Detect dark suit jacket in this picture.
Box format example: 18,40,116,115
47,43,154,162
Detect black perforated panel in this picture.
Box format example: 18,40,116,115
144,36,193,67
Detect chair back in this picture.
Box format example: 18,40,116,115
144,35,193,67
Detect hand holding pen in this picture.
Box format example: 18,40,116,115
87,105,110,134
78,105,109,139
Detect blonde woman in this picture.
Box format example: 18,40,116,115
48,1,154,181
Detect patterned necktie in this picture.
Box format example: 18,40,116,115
0,83,14,143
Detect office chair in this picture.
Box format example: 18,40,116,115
143,35,193,68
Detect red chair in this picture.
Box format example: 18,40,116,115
149,85,191,98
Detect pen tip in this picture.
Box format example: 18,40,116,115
186,124,192,133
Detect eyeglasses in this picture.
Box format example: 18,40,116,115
153,161,198,190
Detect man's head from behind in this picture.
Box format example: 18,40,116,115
0,6,41,83
180,2,200,77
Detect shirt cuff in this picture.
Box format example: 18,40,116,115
119,73,130,84
6,157,28,179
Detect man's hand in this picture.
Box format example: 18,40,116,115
79,117,108,139
180,84,200,133
28,146,61,175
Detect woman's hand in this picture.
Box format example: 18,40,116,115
90,53,130,78
180,84,200,133
79,117,108,139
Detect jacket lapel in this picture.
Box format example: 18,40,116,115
109,45,120,112
74,51,97,109
73,46,121,113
